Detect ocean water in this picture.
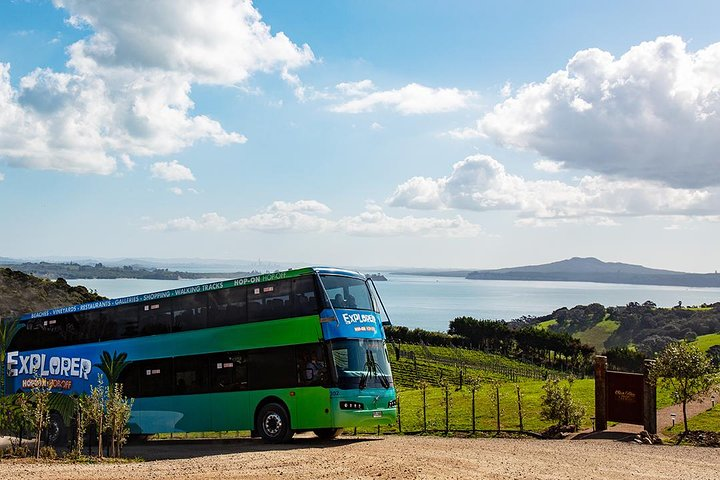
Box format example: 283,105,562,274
68,274,720,332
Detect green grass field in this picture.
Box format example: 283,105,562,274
359,343,677,436
572,319,620,351
690,332,720,352
393,379,596,433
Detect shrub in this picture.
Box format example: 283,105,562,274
540,377,585,428
39,445,57,460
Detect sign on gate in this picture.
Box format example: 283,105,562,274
606,371,644,424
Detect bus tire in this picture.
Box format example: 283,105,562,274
46,412,68,447
256,403,293,443
313,428,343,440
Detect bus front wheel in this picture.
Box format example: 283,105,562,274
313,428,343,440
256,403,294,443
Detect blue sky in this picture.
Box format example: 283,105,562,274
2,0,720,272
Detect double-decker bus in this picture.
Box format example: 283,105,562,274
5,267,397,444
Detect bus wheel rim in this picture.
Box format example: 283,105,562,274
264,413,282,436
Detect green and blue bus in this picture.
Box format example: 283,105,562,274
5,267,397,443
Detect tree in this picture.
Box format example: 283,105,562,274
106,383,133,457
540,377,585,429
650,342,719,433
85,376,108,458
0,318,21,396
18,379,52,458
95,350,128,385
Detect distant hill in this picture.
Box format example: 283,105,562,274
466,257,720,287
0,268,106,319
519,301,720,356
0,261,246,281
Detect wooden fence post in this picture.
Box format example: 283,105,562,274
471,387,476,434
594,355,608,431
643,359,657,434
422,383,427,433
495,386,501,434
397,396,402,433
516,385,524,432
444,383,449,435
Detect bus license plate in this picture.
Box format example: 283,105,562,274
372,411,383,418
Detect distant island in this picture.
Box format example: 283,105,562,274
1,262,246,281
366,273,388,281
398,257,720,288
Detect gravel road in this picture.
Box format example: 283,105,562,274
1,435,718,480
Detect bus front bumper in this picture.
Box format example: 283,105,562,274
330,388,397,428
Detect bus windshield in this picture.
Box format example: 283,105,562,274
330,338,392,390
320,275,374,311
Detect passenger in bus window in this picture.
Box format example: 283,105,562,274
305,351,325,382
332,294,344,308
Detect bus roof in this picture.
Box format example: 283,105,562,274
17,266,367,322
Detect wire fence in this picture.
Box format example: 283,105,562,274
351,381,565,437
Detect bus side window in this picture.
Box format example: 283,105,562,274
247,280,293,322
210,351,248,392
137,358,173,397
75,311,102,343
119,362,139,398
173,355,209,395
208,286,247,328
33,316,65,349
139,301,172,336
296,344,327,385
292,277,319,316
173,293,208,332
248,347,297,390
106,304,140,340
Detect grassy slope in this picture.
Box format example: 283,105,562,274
572,319,620,351
690,332,720,352
535,319,557,330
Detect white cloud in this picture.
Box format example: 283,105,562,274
336,80,375,97
150,160,195,182
445,126,486,140
533,159,564,173
266,200,332,215
119,154,135,170
1,0,313,175
476,36,720,188
331,83,477,115
0,172,4,182
370,122,383,130
388,154,717,224
55,0,314,84
500,82,512,98
337,203,482,237
170,187,183,195
144,200,483,237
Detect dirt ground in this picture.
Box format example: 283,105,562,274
1,434,719,480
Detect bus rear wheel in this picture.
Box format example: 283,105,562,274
46,412,68,447
256,403,294,443
313,428,343,440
